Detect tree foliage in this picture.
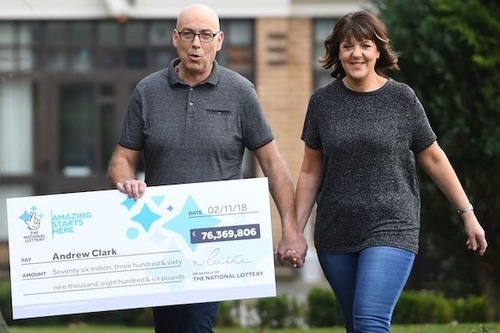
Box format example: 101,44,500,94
374,0,500,320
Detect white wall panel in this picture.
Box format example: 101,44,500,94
292,3,371,17
1,0,369,19
129,0,291,18
1,0,110,19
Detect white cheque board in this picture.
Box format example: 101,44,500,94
7,178,276,319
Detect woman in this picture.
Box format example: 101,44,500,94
293,10,487,333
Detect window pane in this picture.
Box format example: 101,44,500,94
125,22,145,46
46,22,67,45
46,49,67,71
153,48,175,70
59,84,94,176
314,19,336,88
0,23,15,44
218,20,253,80
71,47,92,71
314,20,334,68
315,20,334,43
0,49,14,71
98,49,120,68
0,79,34,175
0,23,16,71
19,47,34,71
314,45,325,69
224,21,252,45
98,22,119,46
72,22,93,44
150,21,174,46
30,48,41,71
20,22,40,45
126,48,146,68
316,73,333,87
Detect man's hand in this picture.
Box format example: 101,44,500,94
116,179,147,201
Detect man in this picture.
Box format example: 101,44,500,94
107,4,307,332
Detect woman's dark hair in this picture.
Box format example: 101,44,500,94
319,10,399,78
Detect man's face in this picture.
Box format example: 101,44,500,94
173,7,223,82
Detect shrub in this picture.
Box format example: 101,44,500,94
393,291,454,324
255,294,303,329
0,280,488,327
0,281,12,323
216,300,237,327
306,287,343,327
255,295,290,328
453,296,486,323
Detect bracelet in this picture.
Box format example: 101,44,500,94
457,203,473,215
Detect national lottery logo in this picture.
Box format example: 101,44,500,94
18,206,47,244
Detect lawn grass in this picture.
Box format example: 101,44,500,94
8,323,500,333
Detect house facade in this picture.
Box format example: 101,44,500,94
0,0,370,276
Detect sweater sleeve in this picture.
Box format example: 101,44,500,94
408,89,437,153
301,88,323,150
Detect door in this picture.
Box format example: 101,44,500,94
37,75,139,194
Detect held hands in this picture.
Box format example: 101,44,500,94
275,230,308,268
116,179,147,201
284,249,305,268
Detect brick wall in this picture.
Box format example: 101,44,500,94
255,18,313,246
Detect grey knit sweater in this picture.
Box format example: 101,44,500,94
302,79,436,254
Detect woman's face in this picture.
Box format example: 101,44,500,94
339,38,380,82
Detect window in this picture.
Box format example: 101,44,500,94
0,20,254,79
218,20,254,81
0,79,34,175
0,19,256,241
313,19,336,88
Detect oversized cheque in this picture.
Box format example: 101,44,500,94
7,178,276,319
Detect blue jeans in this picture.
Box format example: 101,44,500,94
152,302,219,333
318,246,415,333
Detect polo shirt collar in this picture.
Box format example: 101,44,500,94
167,58,220,87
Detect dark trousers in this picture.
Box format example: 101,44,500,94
152,302,220,333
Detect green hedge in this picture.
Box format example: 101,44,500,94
0,281,487,328
452,296,487,323
392,291,454,324
0,282,11,324
256,294,299,328
308,288,486,327
306,287,343,327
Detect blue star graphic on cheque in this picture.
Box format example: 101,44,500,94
121,197,137,211
162,196,220,251
131,204,161,232
121,195,220,250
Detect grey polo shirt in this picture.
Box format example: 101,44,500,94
119,59,274,186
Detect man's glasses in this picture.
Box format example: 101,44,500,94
175,29,221,43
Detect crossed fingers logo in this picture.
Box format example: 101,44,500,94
24,211,41,231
